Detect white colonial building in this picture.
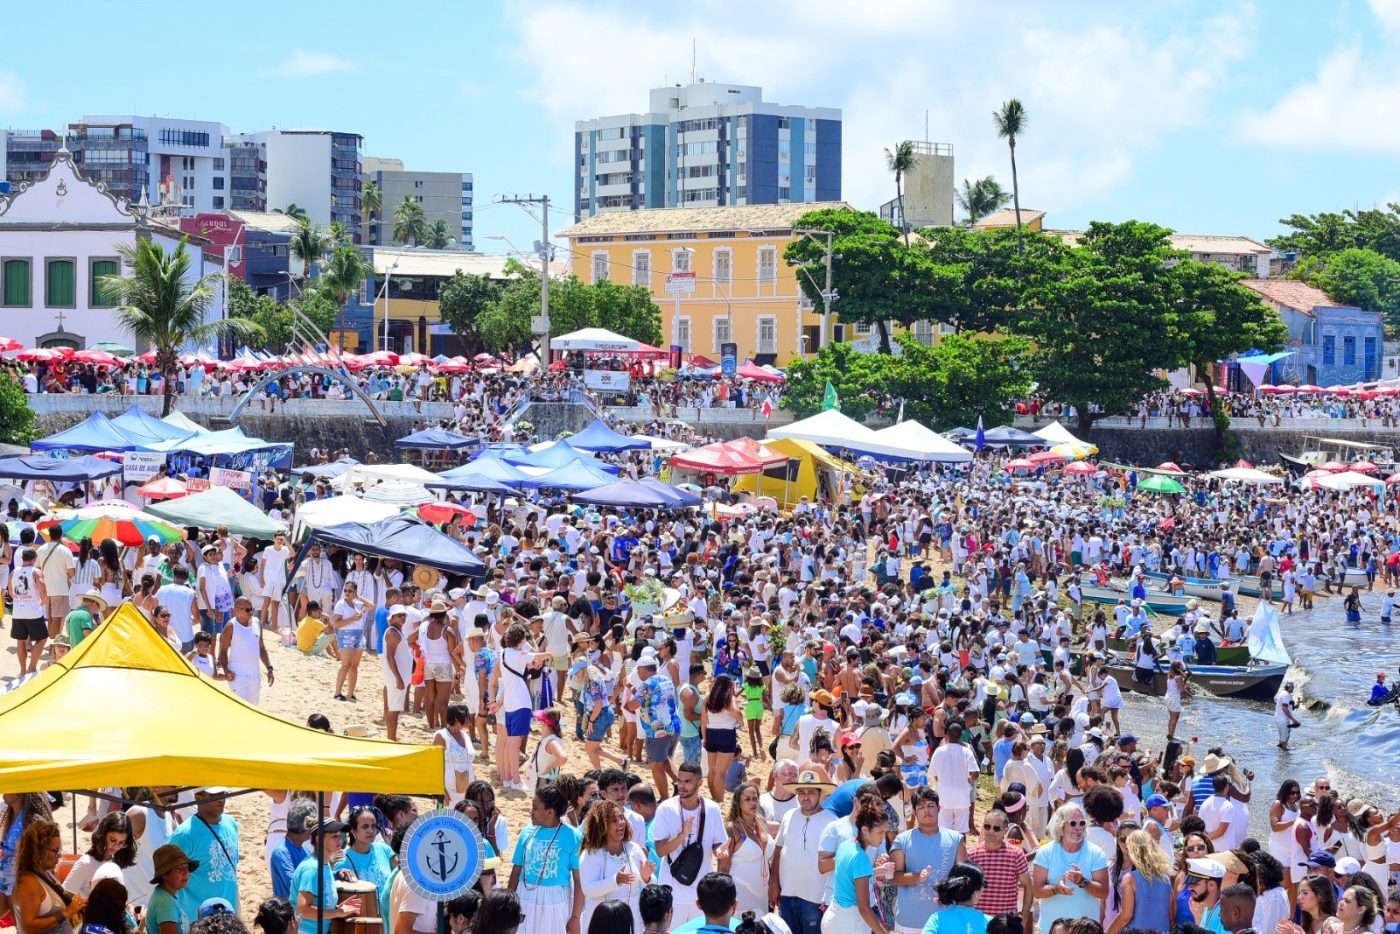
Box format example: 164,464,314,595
0,143,224,350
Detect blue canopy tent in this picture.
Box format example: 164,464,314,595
393,428,479,451
567,419,652,453
0,454,124,483
979,425,1045,448
288,515,486,584
638,477,702,507
472,443,527,460
506,441,619,475
425,469,520,495
429,455,530,489
30,413,136,453
294,457,361,480
574,478,685,508
109,406,196,446
525,459,619,491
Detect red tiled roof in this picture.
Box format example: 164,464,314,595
1241,279,1343,317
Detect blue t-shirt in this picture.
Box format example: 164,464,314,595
146,886,189,934
511,823,581,889
833,838,874,909
892,827,964,928
822,779,868,818
992,738,1014,782
922,904,989,934
270,836,308,900
335,840,396,919
168,816,240,919
292,857,337,934
1032,841,1109,929
670,920,739,934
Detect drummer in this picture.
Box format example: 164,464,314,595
292,818,359,934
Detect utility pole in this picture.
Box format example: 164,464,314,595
793,227,837,349
496,194,553,362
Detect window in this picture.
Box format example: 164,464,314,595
757,247,777,282
853,322,873,336
213,157,224,171
46,259,76,308
414,180,424,188
633,250,651,287
677,317,691,351
212,177,224,190
713,249,731,285
714,317,732,350
2,259,30,307
1323,334,1336,366
757,316,777,353
89,258,118,307
1366,336,1378,377
591,251,610,284
913,320,937,344
672,249,692,273
1344,335,1356,366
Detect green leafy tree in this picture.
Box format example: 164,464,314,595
993,99,1028,245
425,219,452,250
361,180,381,244
99,238,261,414
228,278,339,352
275,203,308,223
0,374,34,444
320,244,373,349
288,222,328,281
290,287,340,344
477,266,664,355
918,225,1068,333
954,176,1011,226
1269,205,1400,263
438,271,504,352
588,279,663,346
886,332,1032,429
393,196,428,246
327,220,352,246
781,342,895,420
884,141,916,243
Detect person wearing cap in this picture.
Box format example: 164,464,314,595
771,770,838,934
378,604,413,742
419,599,463,732
146,843,199,934
196,543,234,637
1273,680,1302,750
627,647,681,799
1182,856,1226,931
292,819,358,934
167,790,239,921
1142,794,1177,865
62,589,107,649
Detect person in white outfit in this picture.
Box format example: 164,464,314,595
218,597,275,705
257,532,292,632
578,799,651,932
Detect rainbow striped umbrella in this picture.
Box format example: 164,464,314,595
49,505,186,547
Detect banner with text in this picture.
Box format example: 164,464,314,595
210,467,252,490
123,452,166,485
583,369,631,391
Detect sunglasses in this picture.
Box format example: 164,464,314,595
1185,844,1209,853
982,823,1006,832
1066,819,1087,827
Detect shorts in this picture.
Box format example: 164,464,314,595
704,727,738,755
585,706,616,742
900,764,928,788
425,662,454,683
1166,696,1183,713
10,617,46,641
645,734,678,763
385,679,408,713
337,629,366,650
681,734,703,767
504,707,533,738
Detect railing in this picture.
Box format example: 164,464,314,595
1013,414,1400,432
603,404,794,425
25,392,456,422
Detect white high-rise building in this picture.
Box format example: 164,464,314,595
225,128,363,236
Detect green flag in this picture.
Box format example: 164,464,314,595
821,381,840,412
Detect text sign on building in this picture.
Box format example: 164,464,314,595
721,342,738,377
664,272,696,295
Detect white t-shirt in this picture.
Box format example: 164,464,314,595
499,647,535,711
653,797,725,896
156,584,198,644
37,541,75,596
774,807,836,905
930,742,979,803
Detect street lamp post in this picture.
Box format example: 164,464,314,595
377,256,401,352
792,227,837,349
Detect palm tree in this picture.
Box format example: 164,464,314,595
98,238,261,415
274,203,308,223
993,99,1028,246
327,220,352,246
288,223,328,282
320,244,374,350
884,141,916,246
361,180,381,244
955,176,1012,226
393,196,428,246
424,219,451,250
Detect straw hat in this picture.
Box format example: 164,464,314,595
1203,753,1233,775
149,844,199,884
342,724,379,738
78,589,108,612
412,565,439,589
791,770,837,796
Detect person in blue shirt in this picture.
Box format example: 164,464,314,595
270,800,317,900
507,784,584,934
828,798,891,934
291,819,360,934
668,871,740,934
922,862,989,934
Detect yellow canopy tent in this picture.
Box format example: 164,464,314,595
0,603,443,794
732,437,862,509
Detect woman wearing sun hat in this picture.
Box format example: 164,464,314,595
146,844,198,934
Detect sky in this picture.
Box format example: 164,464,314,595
4,0,1400,256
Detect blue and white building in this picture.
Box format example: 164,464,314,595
574,81,841,221
1243,279,1384,386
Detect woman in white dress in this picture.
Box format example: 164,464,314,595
716,782,770,918
258,532,291,632
433,703,477,807
577,799,650,933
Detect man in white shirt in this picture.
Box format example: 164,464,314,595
652,763,726,927
759,760,801,830
771,771,837,934
1198,774,1249,850
929,721,980,832
540,595,576,697
156,566,200,652
37,526,76,637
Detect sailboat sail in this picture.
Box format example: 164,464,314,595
1246,600,1291,666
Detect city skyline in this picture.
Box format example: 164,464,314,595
1,1,1396,255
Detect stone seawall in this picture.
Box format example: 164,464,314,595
1085,427,1400,467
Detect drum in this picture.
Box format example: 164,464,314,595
331,880,380,934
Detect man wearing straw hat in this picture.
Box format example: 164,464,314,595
63,589,108,648
770,770,837,934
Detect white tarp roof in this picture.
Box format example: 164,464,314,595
867,421,974,463
1032,421,1085,446
343,463,445,487
550,328,640,352
1207,466,1285,485
631,435,690,452
291,495,402,539
766,409,883,450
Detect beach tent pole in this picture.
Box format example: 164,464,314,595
316,791,325,933
71,794,77,851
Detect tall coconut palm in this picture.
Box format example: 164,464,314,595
393,196,428,246
884,140,916,246
424,219,451,250
361,180,381,244
98,238,261,415
320,243,374,350
993,99,1028,246
274,203,308,223
955,176,1012,226
288,222,328,283
327,220,352,246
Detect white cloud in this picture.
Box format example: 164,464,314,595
1237,46,1400,154
0,72,26,113
509,2,1249,220
1369,0,1400,36
268,50,352,78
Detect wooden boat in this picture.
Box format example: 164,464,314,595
1076,581,1193,615
1140,570,1240,601
1105,658,1289,702
1106,637,1251,667
1235,574,1283,600
1338,567,1371,589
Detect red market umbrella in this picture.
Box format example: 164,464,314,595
417,502,478,526
1350,461,1380,473
1158,516,1177,530
71,349,123,367
0,337,23,352
1387,475,1400,486
1027,450,1068,465
1234,459,1254,469
1296,384,1323,394
1318,461,1350,472
15,347,65,362
1004,458,1037,471
1064,461,1097,476
1156,462,1185,473
138,476,188,501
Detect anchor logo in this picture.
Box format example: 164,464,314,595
427,829,460,881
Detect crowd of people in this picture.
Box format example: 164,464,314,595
4,406,1400,934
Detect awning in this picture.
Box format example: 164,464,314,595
1031,421,1085,447
550,327,640,352
295,515,485,577
670,439,788,476
429,455,530,491
767,409,882,450
574,478,694,509
109,406,196,445
0,603,443,794
0,454,123,483
146,486,290,538
393,428,479,451
292,495,403,539
507,441,619,474
525,458,620,490
863,421,974,463
30,413,136,453
566,420,651,453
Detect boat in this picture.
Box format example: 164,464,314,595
1235,574,1283,600
1139,570,1240,601
1104,659,1289,701
1337,567,1372,589
1277,451,1314,478
1106,637,1251,667
1076,581,1193,615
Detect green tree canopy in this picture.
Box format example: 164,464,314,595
886,332,1032,429
1269,205,1400,263
1301,247,1400,333
0,374,34,444
438,272,504,353
781,342,895,421
475,266,663,355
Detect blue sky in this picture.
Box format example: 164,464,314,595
4,1,1399,253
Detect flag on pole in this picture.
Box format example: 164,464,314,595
761,398,773,419
975,415,986,453
822,381,841,412
897,399,905,423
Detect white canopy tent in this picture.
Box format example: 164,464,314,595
1297,471,1385,491
1033,421,1087,446
292,495,403,539
766,409,883,449
866,421,973,463
550,328,641,352
1207,467,1286,486
342,463,445,488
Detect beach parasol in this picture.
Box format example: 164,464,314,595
71,349,124,367
0,337,24,352
1136,474,1186,494
1027,450,1067,466
49,505,186,546
1156,462,1185,473
416,502,478,526
1049,440,1098,460
1064,461,1097,476
1349,461,1379,474
1004,458,1037,472
138,476,188,501
1318,461,1350,472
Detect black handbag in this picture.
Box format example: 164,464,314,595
667,802,707,886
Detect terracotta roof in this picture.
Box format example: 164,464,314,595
972,208,1045,229
1048,229,1272,256
1241,279,1348,316
558,201,851,238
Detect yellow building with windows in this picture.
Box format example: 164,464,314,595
558,201,851,364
